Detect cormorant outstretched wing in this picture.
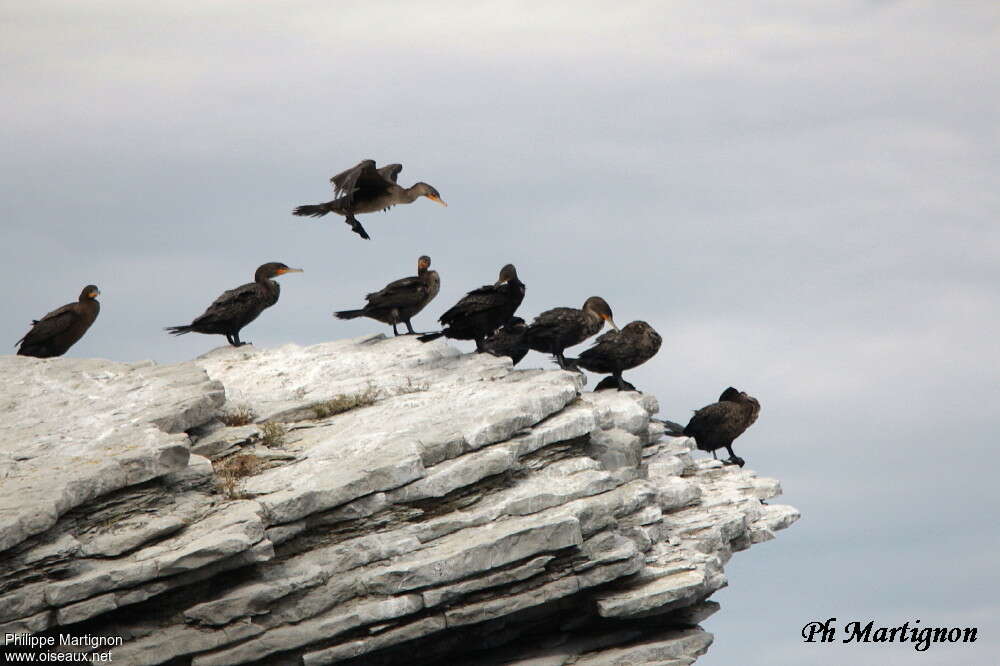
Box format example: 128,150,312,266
377,163,403,183
329,159,388,206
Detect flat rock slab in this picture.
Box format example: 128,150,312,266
0,356,224,553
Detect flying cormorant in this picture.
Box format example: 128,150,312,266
482,316,529,365
165,262,302,347
334,255,440,335
418,264,525,351
683,387,760,467
292,160,446,240
523,296,618,369
15,285,101,358
572,320,661,391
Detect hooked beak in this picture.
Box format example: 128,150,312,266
605,316,619,332
90,289,101,298
277,267,304,275
426,194,448,207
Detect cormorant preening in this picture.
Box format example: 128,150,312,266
334,255,440,335
15,285,101,358
573,320,661,391
523,296,618,370
165,262,302,347
482,317,529,365
292,160,446,240
683,387,760,467
418,264,525,351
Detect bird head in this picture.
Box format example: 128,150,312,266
414,183,447,206
583,296,618,331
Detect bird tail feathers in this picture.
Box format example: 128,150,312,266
293,203,330,218
165,325,193,336
334,309,365,320
417,332,444,343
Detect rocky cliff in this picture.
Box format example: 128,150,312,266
0,335,799,665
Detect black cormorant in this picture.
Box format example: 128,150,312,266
683,387,760,467
292,160,446,239
165,262,302,347
482,317,529,365
16,285,101,358
573,320,661,391
523,296,617,369
418,264,525,351
334,255,440,335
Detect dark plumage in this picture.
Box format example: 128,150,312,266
594,376,636,392
482,317,529,365
574,320,661,391
292,160,446,240
335,255,440,335
418,264,525,351
523,296,618,369
165,262,302,347
16,285,101,358
683,387,761,467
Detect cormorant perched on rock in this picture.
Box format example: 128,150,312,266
334,255,440,335
683,387,760,467
166,262,302,347
595,376,636,392
15,285,101,358
573,320,661,391
292,160,446,240
482,317,529,365
523,296,618,370
418,264,525,351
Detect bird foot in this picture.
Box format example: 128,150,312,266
347,218,371,240
724,456,745,468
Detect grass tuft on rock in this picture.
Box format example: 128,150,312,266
260,421,287,447
213,454,264,499
219,405,257,427
311,385,379,419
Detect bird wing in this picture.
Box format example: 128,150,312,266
330,159,379,204
16,304,77,346
377,163,403,183
439,284,501,323
684,402,745,440
193,282,265,326
366,276,427,309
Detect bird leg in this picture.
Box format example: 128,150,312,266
391,322,400,336
723,445,745,468
232,332,250,347
615,372,626,391
225,333,235,346
474,336,486,352
404,320,416,335
345,215,371,240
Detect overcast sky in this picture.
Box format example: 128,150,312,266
3,2,998,663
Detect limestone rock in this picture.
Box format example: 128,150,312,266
0,335,798,664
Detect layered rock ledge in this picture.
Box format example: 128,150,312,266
0,335,799,664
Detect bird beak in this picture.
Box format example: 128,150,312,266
277,268,304,275
91,289,101,298
494,278,508,286
606,316,619,332
426,194,448,207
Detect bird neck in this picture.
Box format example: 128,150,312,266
400,185,424,204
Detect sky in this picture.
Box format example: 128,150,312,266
2,1,999,663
